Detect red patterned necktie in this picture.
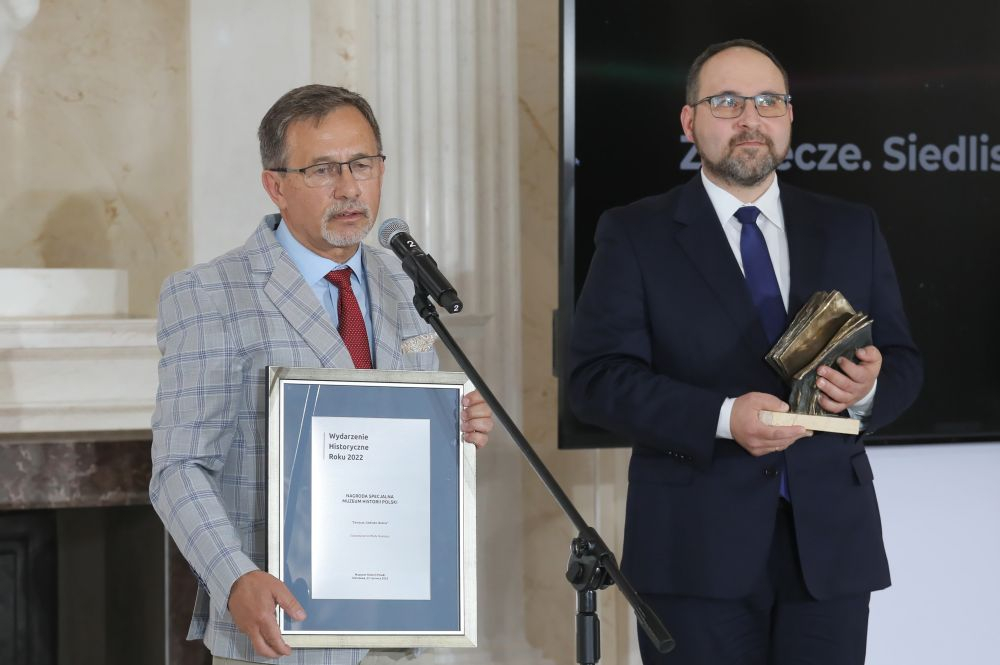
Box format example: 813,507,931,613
324,268,373,369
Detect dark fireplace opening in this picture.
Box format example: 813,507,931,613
0,435,211,665
1,506,165,665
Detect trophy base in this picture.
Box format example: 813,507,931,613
759,410,860,435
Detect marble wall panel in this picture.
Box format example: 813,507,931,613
0,0,189,317
517,1,639,663
517,0,591,661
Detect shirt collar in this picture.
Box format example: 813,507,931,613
700,169,784,230
274,217,366,285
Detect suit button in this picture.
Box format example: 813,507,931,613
764,467,779,478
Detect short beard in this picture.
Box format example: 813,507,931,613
699,130,786,188
320,201,374,247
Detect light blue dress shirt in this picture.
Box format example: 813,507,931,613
275,220,375,358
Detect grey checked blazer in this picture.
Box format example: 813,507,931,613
150,215,438,664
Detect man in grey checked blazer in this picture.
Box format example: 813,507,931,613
150,85,493,665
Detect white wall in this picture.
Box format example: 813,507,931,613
189,1,310,264
613,442,1000,664
867,442,1000,664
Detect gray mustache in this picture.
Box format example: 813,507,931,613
323,203,370,222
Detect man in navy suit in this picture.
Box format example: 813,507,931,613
569,40,922,665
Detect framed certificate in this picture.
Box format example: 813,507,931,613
266,367,477,648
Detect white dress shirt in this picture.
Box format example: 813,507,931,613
699,170,875,439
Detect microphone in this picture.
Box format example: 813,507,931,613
378,218,463,313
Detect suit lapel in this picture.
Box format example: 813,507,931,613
782,186,828,317
673,177,772,353
247,220,356,368
362,246,404,369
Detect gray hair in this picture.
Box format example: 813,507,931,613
685,39,789,105
257,84,382,169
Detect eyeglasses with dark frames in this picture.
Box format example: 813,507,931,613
693,93,792,119
270,154,386,187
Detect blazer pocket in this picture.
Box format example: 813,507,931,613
400,332,437,354
628,456,695,486
401,349,436,371
851,451,875,485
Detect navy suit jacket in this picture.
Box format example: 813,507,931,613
568,175,922,601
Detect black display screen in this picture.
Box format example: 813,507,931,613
558,0,1000,447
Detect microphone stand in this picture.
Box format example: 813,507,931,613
412,286,675,664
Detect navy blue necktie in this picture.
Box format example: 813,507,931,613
734,205,790,500
734,206,786,345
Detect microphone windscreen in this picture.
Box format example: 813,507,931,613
378,217,409,249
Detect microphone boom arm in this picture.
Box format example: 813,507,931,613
410,285,675,663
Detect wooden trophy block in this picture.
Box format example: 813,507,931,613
759,410,861,435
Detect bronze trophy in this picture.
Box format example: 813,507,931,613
759,290,872,434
